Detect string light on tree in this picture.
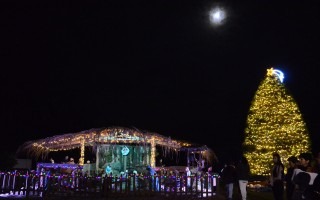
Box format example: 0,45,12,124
243,67,311,176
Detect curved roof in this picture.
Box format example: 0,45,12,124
17,126,194,158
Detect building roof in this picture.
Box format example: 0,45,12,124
17,126,200,158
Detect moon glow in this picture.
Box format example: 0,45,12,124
209,7,226,25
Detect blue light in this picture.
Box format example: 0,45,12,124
121,146,130,156
273,69,284,83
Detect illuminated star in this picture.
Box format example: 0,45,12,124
267,68,274,76
267,67,284,83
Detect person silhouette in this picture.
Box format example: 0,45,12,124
270,152,284,200
285,156,298,200
236,156,250,200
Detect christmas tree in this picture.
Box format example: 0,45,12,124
243,68,311,175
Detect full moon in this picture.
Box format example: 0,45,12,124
209,7,226,25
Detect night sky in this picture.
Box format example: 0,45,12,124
1,0,320,162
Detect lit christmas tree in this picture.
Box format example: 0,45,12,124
243,68,311,176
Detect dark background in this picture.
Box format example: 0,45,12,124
1,0,320,164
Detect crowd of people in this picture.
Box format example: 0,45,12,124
270,152,320,200
219,152,320,200
220,156,250,200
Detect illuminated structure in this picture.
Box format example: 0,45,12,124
243,68,311,176
18,126,213,175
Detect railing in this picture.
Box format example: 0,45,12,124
0,171,219,199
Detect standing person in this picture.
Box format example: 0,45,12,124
297,152,314,172
270,152,285,200
63,155,69,163
236,156,250,200
185,166,192,189
200,159,206,173
292,152,318,199
221,159,237,200
285,156,298,200
207,166,214,189
146,165,156,190
68,157,75,164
